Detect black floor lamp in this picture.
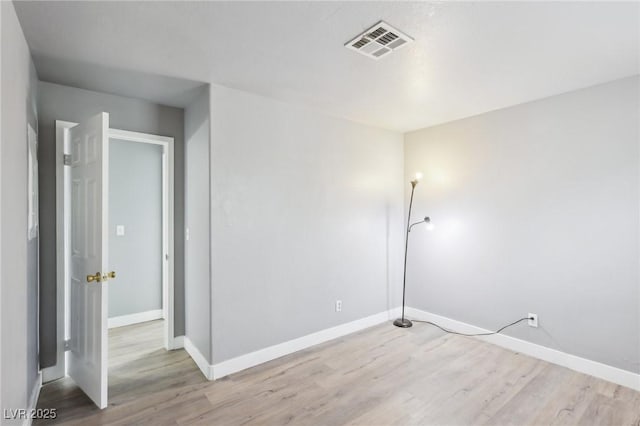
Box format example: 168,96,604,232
394,173,432,328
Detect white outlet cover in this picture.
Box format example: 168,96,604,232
528,313,538,328
116,225,125,236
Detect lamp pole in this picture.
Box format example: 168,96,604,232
394,174,432,328
394,178,418,328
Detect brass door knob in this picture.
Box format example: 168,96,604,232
86,272,102,283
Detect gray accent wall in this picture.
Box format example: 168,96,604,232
108,140,163,318
404,76,640,373
184,87,212,362
1,1,40,421
37,82,185,368
208,85,405,363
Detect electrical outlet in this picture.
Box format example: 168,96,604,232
335,300,342,312
528,313,538,328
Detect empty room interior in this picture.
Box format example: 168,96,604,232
1,1,639,425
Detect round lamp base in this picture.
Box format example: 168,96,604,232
393,318,413,328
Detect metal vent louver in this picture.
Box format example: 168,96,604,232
345,21,413,60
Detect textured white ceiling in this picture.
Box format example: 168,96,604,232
14,1,640,132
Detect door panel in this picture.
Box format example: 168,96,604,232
68,112,109,409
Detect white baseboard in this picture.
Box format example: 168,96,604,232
181,306,639,391
41,359,65,384
184,336,214,380
170,335,185,350
211,308,400,380
108,309,163,329
23,372,42,426
405,307,640,391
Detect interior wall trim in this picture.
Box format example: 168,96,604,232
183,336,214,380
182,308,401,381
170,335,185,350
182,305,638,391
22,372,42,426
107,309,163,329
405,307,640,391
210,308,401,380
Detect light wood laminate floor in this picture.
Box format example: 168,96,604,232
36,320,640,425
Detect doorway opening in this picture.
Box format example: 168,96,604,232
50,120,176,407
106,128,174,346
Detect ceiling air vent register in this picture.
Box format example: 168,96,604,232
345,21,414,60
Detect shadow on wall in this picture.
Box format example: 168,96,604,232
33,55,206,109
184,86,212,363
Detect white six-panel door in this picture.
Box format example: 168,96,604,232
68,112,110,409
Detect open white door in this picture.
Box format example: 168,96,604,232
68,112,111,409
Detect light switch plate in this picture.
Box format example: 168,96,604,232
116,225,125,236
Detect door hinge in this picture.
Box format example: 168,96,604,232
63,154,72,166
64,339,71,351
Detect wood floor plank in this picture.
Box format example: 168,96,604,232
36,319,640,425
484,363,575,425
423,347,546,425
528,372,602,426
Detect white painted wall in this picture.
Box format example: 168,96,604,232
185,87,212,362
404,76,640,373
209,85,404,363
1,1,40,421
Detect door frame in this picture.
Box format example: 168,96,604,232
43,121,177,383
108,128,175,351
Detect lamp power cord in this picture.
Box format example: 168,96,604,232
410,316,533,337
